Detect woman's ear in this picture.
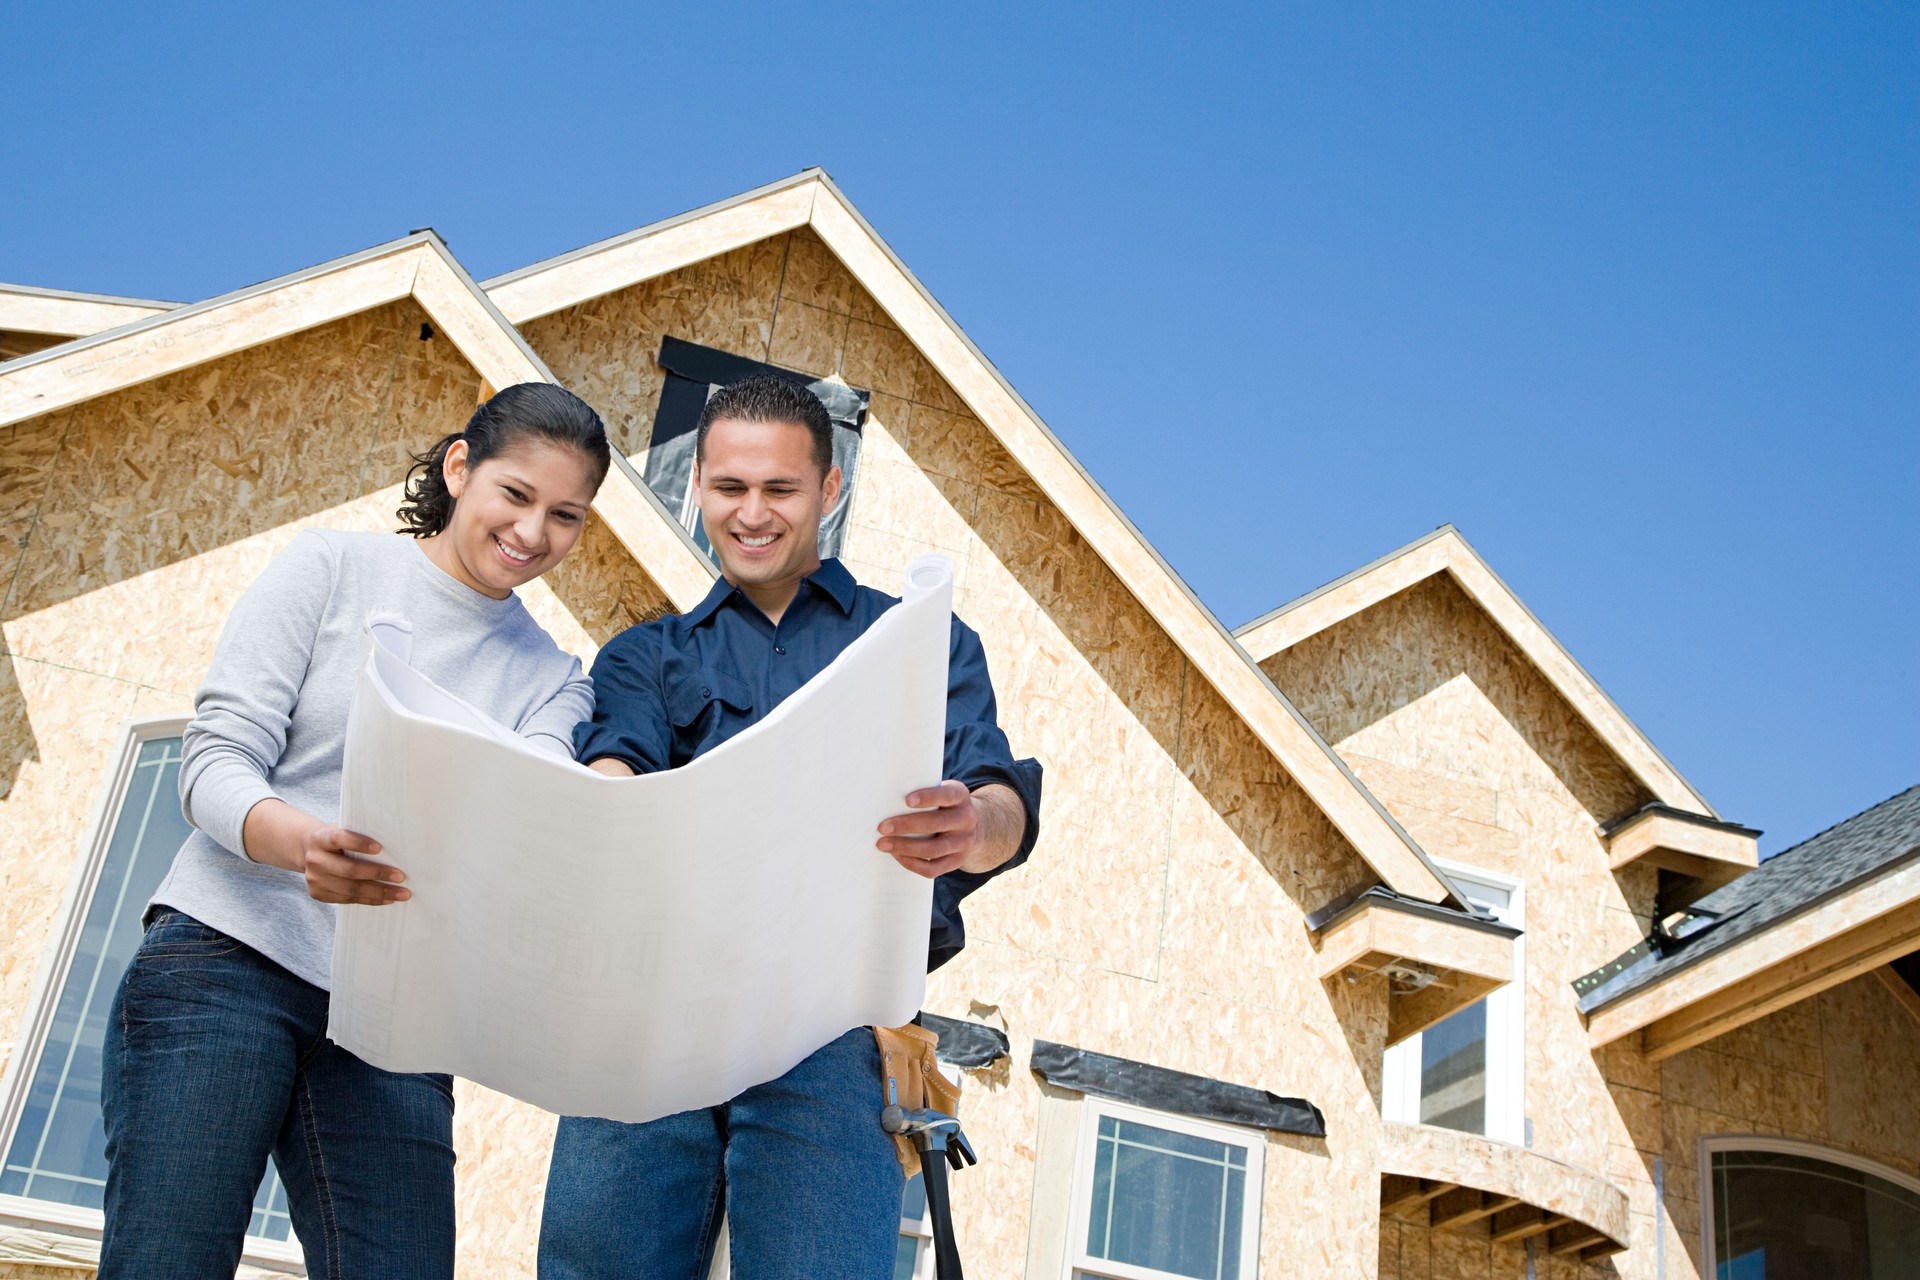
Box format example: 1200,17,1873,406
442,438,471,500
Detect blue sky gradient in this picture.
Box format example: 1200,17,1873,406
4,2,1914,852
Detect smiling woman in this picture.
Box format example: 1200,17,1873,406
92,381,611,1280
399,382,612,598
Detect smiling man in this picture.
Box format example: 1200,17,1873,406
538,374,1042,1280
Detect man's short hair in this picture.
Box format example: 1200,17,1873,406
695,374,835,477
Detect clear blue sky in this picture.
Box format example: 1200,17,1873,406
5,2,1914,854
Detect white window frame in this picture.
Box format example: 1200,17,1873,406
1062,1096,1265,1280
0,716,305,1272
1700,1134,1920,1275
1381,860,1525,1146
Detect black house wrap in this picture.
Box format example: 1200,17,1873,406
919,1013,1011,1069
1029,1040,1326,1138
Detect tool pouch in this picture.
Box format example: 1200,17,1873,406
874,1022,961,1177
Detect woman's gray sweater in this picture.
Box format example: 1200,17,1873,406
152,529,594,989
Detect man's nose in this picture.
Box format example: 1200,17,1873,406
739,490,769,525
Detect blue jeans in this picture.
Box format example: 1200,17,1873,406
540,1026,903,1280
99,910,456,1280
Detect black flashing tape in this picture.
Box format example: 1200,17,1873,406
656,335,870,428
921,1013,1011,1069
1030,1041,1326,1138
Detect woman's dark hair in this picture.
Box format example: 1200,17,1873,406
696,374,835,477
397,383,611,538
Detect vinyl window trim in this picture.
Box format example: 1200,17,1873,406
1061,1096,1265,1280
1381,858,1526,1145
0,715,306,1273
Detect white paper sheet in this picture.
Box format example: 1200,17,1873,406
327,556,951,1123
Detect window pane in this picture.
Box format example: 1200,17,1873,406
0,737,288,1241
1712,1150,1920,1280
892,1233,922,1280
1419,1000,1487,1134
1085,1117,1246,1280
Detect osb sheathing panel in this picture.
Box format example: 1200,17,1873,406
0,304,676,1280
1260,573,1663,1185
528,238,1398,1274
1379,1218,1603,1280
1639,974,1920,1280
516,237,787,461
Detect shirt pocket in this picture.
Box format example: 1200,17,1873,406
664,668,755,753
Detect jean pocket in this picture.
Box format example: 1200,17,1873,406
135,912,242,960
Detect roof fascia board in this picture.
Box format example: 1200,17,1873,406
0,283,179,339
484,172,820,325
0,236,716,613
802,177,1456,905
0,237,431,426
1237,527,1713,815
410,240,717,611
1585,853,1920,1056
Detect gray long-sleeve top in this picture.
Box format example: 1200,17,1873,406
153,528,594,989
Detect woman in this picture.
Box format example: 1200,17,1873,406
99,382,608,1280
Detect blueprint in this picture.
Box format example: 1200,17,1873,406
328,557,949,1123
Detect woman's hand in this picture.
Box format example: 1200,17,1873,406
241,798,410,905
301,825,410,904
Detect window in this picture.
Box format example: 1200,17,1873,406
1064,1099,1264,1280
1705,1139,1920,1279
642,336,871,566
0,721,297,1265
894,1171,933,1280
1381,863,1524,1144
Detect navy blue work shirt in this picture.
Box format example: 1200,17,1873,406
575,558,1043,971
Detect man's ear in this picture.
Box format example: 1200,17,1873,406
442,438,471,499
821,464,844,514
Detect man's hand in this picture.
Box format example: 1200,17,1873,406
241,797,409,905
878,781,1025,880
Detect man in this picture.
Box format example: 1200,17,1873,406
539,374,1041,1280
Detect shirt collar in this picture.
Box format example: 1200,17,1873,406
681,558,858,627
805,559,859,615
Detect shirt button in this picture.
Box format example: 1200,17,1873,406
773,646,786,656
701,686,711,698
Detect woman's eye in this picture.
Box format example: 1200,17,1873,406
554,511,580,525
503,486,528,502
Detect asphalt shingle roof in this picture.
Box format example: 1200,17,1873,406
1577,784,1920,1011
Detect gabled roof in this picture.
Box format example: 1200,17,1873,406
1236,524,1714,816
0,234,715,614
1579,785,1920,1059
0,281,179,341
484,169,1460,905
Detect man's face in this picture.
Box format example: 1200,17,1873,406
695,416,842,590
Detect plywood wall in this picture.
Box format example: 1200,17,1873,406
1262,575,1657,1279
0,298,672,1280
1597,974,1920,1280
523,226,1397,1279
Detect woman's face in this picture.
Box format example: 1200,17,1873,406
430,438,599,598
